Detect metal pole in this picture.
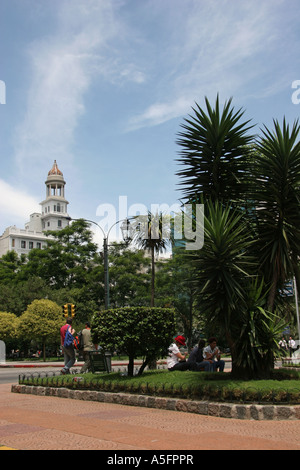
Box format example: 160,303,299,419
103,237,109,309
293,276,300,343
67,216,133,311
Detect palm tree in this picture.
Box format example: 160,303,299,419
190,200,253,332
252,118,300,311
190,200,283,378
175,96,296,378
132,211,172,307
176,94,253,205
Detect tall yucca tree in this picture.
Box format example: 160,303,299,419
176,95,253,205
253,118,300,310
190,201,283,378
175,96,292,378
190,201,253,331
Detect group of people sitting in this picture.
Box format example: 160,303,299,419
167,335,225,373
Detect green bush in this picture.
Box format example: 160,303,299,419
91,307,175,376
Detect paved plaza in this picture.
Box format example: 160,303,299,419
1,382,300,451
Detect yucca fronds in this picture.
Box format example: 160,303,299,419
176,95,254,204
252,118,300,309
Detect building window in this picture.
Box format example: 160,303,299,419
21,241,26,249
29,242,33,249
37,242,41,249
12,239,15,248
58,220,62,227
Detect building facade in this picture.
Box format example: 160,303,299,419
0,161,70,257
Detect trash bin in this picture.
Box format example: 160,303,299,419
88,350,111,373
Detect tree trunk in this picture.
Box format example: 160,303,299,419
151,246,155,307
267,254,280,312
128,354,135,377
137,356,156,375
148,246,157,370
42,341,46,362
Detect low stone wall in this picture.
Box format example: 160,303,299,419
11,384,300,421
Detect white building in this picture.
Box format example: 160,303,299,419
0,161,70,257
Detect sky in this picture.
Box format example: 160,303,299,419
1,0,300,246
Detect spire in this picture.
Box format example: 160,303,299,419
48,160,63,176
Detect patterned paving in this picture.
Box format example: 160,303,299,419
1,382,300,450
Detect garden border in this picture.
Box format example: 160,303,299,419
11,384,300,421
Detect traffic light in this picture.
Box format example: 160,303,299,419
70,304,76,318
63,304,69,317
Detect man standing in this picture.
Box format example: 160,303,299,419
80,322,96,373
60,317,76,375
288,336,296,358
203,337,225,372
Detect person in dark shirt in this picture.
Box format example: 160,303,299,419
188,339,213,371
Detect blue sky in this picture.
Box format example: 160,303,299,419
1,0,300,245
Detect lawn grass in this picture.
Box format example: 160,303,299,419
19,368,300,404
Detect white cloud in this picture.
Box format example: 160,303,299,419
127,97,191,131
0,179,40,228
13,0,136,179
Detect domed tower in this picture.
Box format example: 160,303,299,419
40,160,70,231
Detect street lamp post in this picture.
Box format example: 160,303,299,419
67,217,133,310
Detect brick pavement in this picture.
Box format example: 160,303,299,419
1,383,300,450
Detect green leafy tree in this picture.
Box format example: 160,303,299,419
0,277,50,316
0,312,18,343
108,243,151,307
23,219,98,288
0,251,26,284
92,307,175,376
155,248,197,350
18,299,62,361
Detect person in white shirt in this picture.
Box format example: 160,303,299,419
167,335,193,371
203,337,225,372
288,336,296,357
279,337,287,350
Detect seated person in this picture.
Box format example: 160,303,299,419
203,337,225,372
167,335,193,371
188,339,213,371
